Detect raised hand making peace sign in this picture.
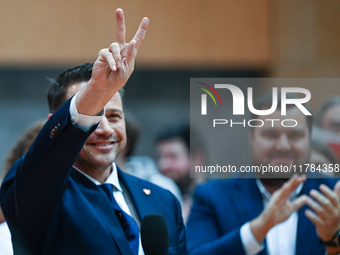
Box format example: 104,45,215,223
76,8,149,116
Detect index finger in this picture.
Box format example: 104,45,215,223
279,174,306,200
116,8,126,45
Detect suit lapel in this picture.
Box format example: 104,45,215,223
118,168,157,221
296,180,319,255
71,168,132,255
232,178,264,223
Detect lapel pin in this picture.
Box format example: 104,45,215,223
143,189,151,195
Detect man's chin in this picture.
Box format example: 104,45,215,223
91,155,117,168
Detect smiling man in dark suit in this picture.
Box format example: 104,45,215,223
187,93,340,255
0,8,187,255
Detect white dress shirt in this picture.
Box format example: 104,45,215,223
240,179,303,255
70,94,145,255
0,221,13,255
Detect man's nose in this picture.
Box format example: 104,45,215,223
275,134,291,151
94,117,114,136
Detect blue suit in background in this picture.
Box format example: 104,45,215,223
187,177,338,255
0,99,187,255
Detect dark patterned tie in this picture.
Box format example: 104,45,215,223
100,183,139,255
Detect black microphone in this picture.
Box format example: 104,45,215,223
141,214,170,255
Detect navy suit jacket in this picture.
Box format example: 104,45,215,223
187,177,338,255
0,99,187,255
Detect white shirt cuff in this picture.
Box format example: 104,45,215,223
69,92,105,131
240,222,264,255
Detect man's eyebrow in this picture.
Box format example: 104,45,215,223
105,108,123,113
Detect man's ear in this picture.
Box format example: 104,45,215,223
47,113,53,120
192,150,206,167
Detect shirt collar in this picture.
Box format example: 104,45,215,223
255,178,303,202
73,162,123,192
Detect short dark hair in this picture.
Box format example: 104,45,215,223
124,112,141,157
315,96,340,127
250,91,313,134
156,124,190,151
47,63,93,113
47,62,124,113
155,123,204,155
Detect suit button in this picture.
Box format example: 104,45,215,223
50,128,56,138
55,123,61,130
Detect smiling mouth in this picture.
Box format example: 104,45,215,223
88,142,116,150
95,143,114,146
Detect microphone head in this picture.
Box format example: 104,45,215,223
141,214,170,255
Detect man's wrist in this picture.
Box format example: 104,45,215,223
249,213,273,243
325,246,340,255
322,230,340,247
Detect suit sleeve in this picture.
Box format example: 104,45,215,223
0,98,95,235
174,192,188,255
187,185,246,255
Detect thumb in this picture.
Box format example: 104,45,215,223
333,180,340,199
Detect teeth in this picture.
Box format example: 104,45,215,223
96,143,112,146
